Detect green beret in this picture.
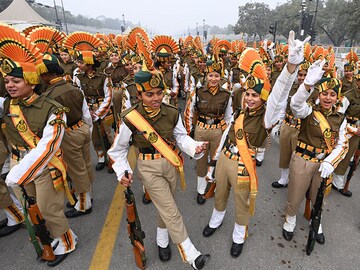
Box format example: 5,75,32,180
134,70,165,92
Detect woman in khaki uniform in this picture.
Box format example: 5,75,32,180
0,24,77,266
108,36,210,269
282,60,349,245
184,58,233,205
202,31,308,258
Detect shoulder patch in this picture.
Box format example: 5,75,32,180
120,103,138,118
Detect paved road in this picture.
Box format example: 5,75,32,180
1,103,360,270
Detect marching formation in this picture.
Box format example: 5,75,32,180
0,22,359,269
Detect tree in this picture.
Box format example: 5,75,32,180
273,0,302,37
233,3,272,40
316,0,357,46
0,0,12,12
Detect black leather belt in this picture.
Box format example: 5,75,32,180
198,116,221,125
295,146,325,159
139,147,159,154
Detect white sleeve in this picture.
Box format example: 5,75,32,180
171,69,179,94
174,116,205,160
338,96,350,114
184,90,196,135
95,77,112,119
264,65,298,128
123,89,132,110
223,96,233,126
107,121,133,181
324,118,349,168
0,97,5,118
213,120,232,161
6,112,66,186
290,83,313,119
81,97,93,129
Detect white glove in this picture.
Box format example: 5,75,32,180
232,83,241,91
205,166,215,182
318,161,334,178
287,30,311,65
304,59,326,86
5,176,18,188
271,122,281,137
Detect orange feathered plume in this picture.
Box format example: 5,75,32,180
28,26,65,53
346,49,359,64
312,46,325,61
136,34,154,71
125,27,150,53
304,42,313,63
63,31,102,51
259,47,271,62
184,36,194,49
22,25,43,36
217,39,231,52
239,48,271,92
194,36,204,54
151,35,180,54
0,23,44,83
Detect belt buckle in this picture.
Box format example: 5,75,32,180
207,118,214,125
315,153,325,160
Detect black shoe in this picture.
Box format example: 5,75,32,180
142,193,152,205
66,201,75,208
192,254,210,270
203,223,222,238
282,228,293,241
271,181,288,188
332,185,352,197
0,218,8,229
47,253,69,267
0,223,22,237
256,160,262,167
197,193,206,205
158,245,171,262
95,162,106,171
65,207,92,218
230,242,244,258
316,233,325,245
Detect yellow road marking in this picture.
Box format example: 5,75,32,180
89,183,126,270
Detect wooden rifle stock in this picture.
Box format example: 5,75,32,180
124,171,146,269
306,177,328,256
204,181,216,199
21,187,55,262
144,189,151,202
303,189,311,221
344,146,360,192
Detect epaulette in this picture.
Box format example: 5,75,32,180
53,107,70,115
120,103,139,118
49,118,67,128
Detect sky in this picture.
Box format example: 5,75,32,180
38,0,288,35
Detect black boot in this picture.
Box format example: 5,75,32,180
158,245,171,262
230,242,244,258
192,254,210,270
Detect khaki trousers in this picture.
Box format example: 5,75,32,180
279,123,299,168
137,158,188,244
284,154,323,216
194,126,223,177
92,120,114,157
0,178,13,209
214,151,251,226
334,134,360,175
11,160,69,238
62,123,94,193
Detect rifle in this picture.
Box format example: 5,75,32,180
305,177,329,256
21,186,55,262
344,143,360,193
204,162,216,199
89,100,111,166
303,189,311,221
124,171,146,269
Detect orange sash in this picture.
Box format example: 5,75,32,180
9,101,74,204
234,112,258,216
